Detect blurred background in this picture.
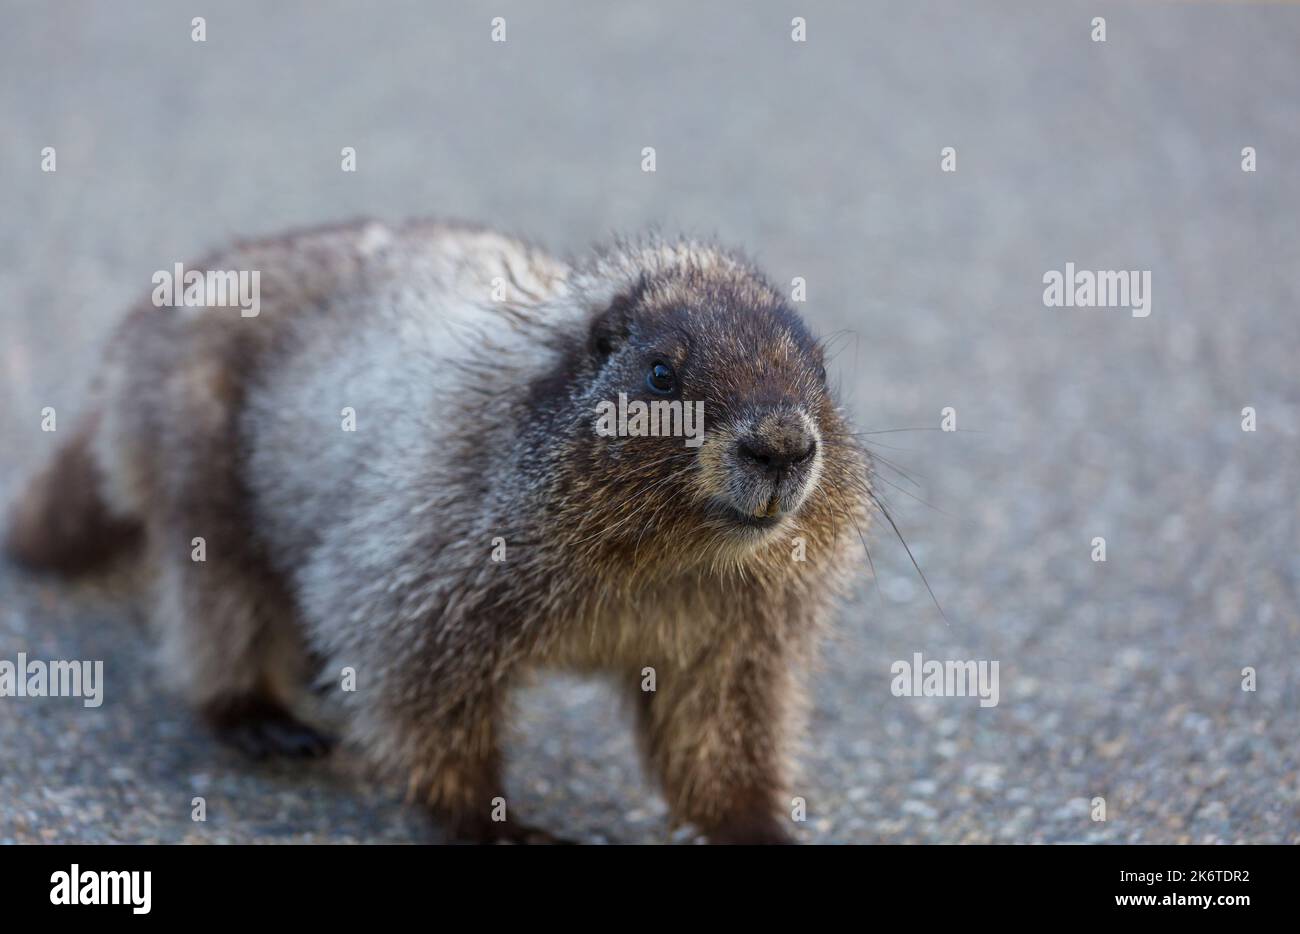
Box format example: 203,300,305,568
1,0,1297,842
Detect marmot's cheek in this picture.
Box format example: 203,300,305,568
692,426,738,501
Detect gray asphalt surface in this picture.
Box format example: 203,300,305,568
2,1,1298,844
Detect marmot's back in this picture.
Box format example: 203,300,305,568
228,221,573,569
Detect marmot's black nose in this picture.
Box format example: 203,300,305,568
736,428,816,477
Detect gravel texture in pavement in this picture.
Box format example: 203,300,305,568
1,1,1297,843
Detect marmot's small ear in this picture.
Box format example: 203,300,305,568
588,273,647,360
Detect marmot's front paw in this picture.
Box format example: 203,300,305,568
485,821,578,846
447,816,577,845
706,815,798,845
204,695,335,760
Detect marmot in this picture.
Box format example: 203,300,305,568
6,219,871,844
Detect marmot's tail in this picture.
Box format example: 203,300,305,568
5,413,141,573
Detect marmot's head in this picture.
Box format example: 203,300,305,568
536,238,869,571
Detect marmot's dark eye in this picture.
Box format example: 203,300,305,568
647,361,675,395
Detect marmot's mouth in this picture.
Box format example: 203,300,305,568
709,500,784,530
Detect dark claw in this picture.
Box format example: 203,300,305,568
707,815,798,845
492,823,578,846
446,816,577,845
205,695,335,760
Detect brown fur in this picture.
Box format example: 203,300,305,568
4,411,142,572
5,219,870,844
